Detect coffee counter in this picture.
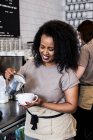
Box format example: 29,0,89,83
0,100,26,136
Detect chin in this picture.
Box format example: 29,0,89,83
43,60,50,64
42,58,49,62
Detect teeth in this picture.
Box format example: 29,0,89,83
42,55,49,60
43,55,48,59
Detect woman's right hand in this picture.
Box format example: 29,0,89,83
5,68,16,80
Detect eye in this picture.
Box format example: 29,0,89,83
48,47,54,51
40,44,45,49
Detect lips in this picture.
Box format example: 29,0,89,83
42,55,49,60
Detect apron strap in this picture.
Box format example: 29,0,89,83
27,109,64,130
27,109,38,130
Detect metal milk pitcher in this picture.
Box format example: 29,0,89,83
6,73,26,95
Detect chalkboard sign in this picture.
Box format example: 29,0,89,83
0,0,20,37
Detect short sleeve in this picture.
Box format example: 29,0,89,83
60,69,79,91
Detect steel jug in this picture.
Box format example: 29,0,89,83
6,73,26,95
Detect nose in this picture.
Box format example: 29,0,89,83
43,49,48,55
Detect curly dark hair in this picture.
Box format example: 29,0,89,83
77,20,93,43
32,20,79,73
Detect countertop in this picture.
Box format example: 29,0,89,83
0,100,26,135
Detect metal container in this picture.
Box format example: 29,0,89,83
6,73,26,96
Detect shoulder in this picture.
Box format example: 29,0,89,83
61,68,79,91
81,38,93,51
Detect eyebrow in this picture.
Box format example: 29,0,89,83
40,43,54,47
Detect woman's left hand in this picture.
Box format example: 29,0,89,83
21,98,45,109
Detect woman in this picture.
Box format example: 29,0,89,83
5,20,79,140
74,20,93,140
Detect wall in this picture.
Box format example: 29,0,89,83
20,0,64,45
65,0,93,28
0,0,65,53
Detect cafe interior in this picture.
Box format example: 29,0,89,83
0,0,93,139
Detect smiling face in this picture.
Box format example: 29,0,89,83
39,34,55,66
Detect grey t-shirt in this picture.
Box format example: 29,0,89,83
19,59,79,103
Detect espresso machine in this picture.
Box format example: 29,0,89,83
0,74,25,121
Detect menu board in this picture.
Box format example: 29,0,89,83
0,0,20,37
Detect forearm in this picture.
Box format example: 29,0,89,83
22,86,78,114
41,86,78,113
76,66,85,79
41,102,77,113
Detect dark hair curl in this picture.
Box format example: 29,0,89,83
32,20,79,73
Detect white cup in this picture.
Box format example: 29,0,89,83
67,13,72,19
77,12,81,18
74,20,79,26
16,93,38,105
75,4,79,10
80,4,84,10
69,20,74,26
85,3,90,9
70,5,74,11
72,12,76,19
82,12,87,18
